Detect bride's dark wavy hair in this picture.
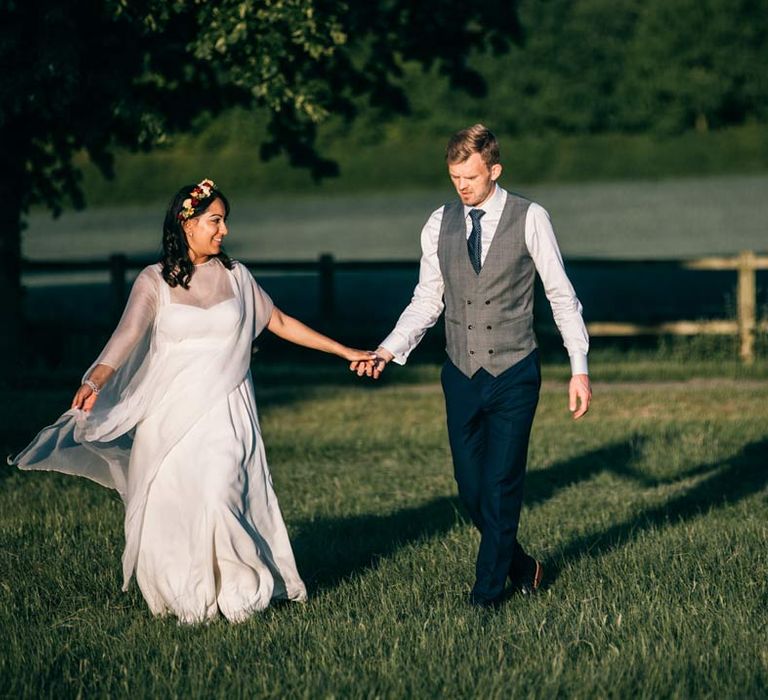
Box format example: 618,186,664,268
161,183,233,288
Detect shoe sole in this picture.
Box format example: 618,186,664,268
520,561,543,595
532,560,543,591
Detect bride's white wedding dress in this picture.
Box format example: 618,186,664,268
12,258,307,623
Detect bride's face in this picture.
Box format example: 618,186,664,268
183,198,229,263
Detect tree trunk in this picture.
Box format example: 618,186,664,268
0,150,25,388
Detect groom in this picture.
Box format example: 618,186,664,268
352,124,592,607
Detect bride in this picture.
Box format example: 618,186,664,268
11,179,375,624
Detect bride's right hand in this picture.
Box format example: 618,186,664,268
350,346,392,379
71,384,99,412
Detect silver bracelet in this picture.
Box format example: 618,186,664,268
84,379,101,395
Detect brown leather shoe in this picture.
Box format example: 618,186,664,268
511,559,543,595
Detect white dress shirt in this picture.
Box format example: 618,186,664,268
380,184,589,375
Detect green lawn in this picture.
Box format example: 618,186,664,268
24,173,768,262
1,365,767,698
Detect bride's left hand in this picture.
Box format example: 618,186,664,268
71,383,99,412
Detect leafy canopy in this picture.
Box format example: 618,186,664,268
0,0,520,219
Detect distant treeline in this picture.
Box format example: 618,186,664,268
404,0,768,138
323,0,767,142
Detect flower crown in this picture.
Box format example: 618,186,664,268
177,178,216,221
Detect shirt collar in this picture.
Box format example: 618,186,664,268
463,183,504,219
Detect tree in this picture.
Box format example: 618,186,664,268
0,0,521,382
616,0,768,133
394,0,768,139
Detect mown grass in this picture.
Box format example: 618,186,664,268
1,364,767,698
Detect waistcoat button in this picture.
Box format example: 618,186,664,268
469,350,475,355
468,324,473,330
486,325,492,330
467,300,472,305
488,349,494,354
485,300,491,305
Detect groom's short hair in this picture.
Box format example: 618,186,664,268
446,124,500,168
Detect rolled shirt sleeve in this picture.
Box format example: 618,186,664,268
525,203,589,375
380,207,446,364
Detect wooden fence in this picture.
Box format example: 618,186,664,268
21,250,768,363
583,251,768,364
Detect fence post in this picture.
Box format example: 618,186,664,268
319,253,335,322
109,253,127,323
737,250,756,365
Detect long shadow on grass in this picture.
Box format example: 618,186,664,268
291,496,466,592
291,439,662,592
290,437,760,593
549,437,768,582
524,435,723,507
526,438,642,506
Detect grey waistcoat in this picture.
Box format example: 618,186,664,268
437,192,537,378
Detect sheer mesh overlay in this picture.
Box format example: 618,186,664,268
96,258,243,370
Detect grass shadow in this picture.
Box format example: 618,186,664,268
292,496,465,593
288,439,655,593
290,437,768,595
526,435,723,507
526,440,640,507
0,462,15,483
549,438,768,582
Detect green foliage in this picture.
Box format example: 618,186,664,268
493,0,643,134
1,374,767,697
0,0,521,218
72,121,768,204
407,0,768,138
617,0,768,133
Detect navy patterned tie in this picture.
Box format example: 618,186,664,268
467,208,485,274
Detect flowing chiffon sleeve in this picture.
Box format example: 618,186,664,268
243,265,274,339
93,267,160,370
9,266,163,499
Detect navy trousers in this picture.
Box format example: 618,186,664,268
440,350,541,603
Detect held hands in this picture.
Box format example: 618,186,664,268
343,348,380,364
569,373,592,420
350,346,393,380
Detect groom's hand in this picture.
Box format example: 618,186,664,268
569,373,592,419
350,347,393,379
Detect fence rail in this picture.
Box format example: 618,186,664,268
21,250,768,364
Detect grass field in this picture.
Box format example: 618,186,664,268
1,362,767,698
24,173,768,262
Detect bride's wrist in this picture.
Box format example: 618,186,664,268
84,378,101,395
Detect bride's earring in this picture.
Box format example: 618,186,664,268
184,223,199,263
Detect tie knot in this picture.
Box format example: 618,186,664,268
469,209,485,223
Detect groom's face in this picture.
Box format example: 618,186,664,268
448,152,502,207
